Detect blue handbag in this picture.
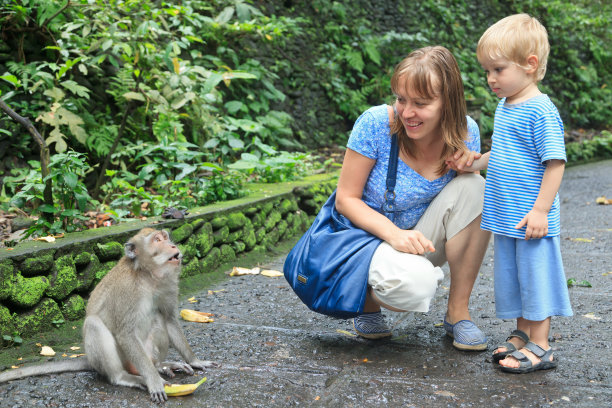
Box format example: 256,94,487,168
283,133,400,318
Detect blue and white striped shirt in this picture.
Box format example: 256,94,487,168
481,95,566,238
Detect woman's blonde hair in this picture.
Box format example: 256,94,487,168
390,46,467,176
477,14,549,81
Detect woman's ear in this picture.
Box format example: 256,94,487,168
525,55,539,74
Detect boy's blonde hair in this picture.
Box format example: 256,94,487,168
477,14,549,81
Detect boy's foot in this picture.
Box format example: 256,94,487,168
444,316,488,351
492,329,529,363
499,341,557,373
353,311,392,339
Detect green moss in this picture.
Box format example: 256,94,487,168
171,223,193,244
46,255,78,301
279,198,294,214
20,253,55,277
193,228,214,256
250,211,265,228
226,212,248,231
277,219,288,238
231,241,246,254
0,304,15,336
13,298,64,338
190,218,205,231
178,242,197,265
180,259,202,278
263,228,281,249
219,244,236,264
0,259,15,301
76,253,100,291
244,207,259,216
264,210,281,231
60,294,86,320
9,274,49,308
213,225,229,244
210,216,228,229
95,241,123,262
262,201,274,215
201,247,221,272
91,261,117,288
73,251,92,267
255,226,266,244
244,229,257,250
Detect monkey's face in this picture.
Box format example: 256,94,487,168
147,230,182,268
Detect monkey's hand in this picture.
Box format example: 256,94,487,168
189,359,220,370
147,376,169,403
158,361,197,377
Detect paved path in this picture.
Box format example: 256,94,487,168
1,160,610,407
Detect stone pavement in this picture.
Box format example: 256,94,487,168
0,160,610,407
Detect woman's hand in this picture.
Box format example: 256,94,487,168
388,229,435,254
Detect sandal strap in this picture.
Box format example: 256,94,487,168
506,329,529,344
508,349,530,362
523,341,547,358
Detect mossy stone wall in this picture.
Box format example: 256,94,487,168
0,174,338,340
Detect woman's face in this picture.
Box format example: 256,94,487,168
394,76,443,142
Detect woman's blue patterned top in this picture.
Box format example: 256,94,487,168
347,104,480,229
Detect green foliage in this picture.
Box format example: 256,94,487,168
565,131,612,165
10,151,92,236
0,0,610,236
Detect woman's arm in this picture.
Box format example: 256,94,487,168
336,148,435,254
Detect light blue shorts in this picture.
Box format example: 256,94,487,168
494,234,573,321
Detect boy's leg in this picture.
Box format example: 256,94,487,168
499,317,552,368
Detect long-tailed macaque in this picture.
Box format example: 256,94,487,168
0,228,216,403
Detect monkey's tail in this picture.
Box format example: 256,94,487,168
0,358,92,382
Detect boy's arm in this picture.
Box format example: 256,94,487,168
446,151,490,173
515,159,565,240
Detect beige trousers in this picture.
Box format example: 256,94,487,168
368,173,485,312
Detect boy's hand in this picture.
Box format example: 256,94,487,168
515,209,549,240
445,149,482,172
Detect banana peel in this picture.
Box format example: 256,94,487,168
165,377,207,397
180,309,214,323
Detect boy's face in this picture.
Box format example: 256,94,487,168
479,57,539,104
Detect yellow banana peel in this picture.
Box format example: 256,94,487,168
164,377,207,397
180,309,214,323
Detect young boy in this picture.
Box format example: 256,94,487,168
447,14,573,373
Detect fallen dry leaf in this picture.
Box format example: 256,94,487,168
260,269,283,277
434,390,456,398
230,266,260,276
595,196,611,205
582,313,601,320
187,297,198,303
571,237,593,243
34,236,56,243
70,346,80,351
180,309,214,323
40,346,56,356
11,365,20,369
336,329,357,337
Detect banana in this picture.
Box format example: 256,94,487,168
180,309,214,323
164,377,207,397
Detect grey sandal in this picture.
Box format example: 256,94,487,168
500,341,558,374
492,329,529,363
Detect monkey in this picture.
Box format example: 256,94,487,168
0,228,217,403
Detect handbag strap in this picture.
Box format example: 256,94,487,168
382,105,399,220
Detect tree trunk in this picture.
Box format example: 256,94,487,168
0,98,54,224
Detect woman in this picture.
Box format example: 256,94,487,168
336,46,491,350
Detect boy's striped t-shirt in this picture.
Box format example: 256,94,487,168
481,95,566,239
